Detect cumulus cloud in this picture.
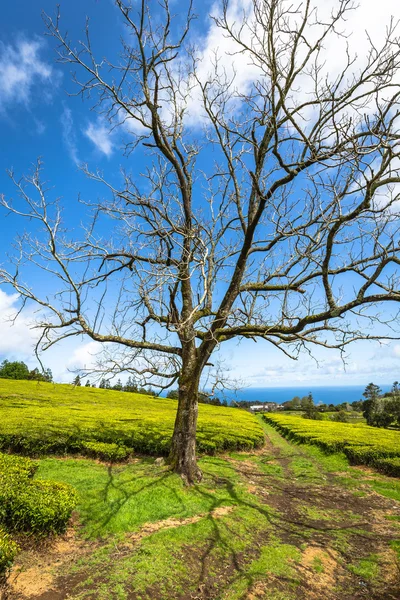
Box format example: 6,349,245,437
0,38,56,110
181,0,400,124
84,120,115,157
244,358,396,386
223,334,400,387
0,290,38,357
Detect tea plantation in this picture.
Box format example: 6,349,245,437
1,388,400,598
264,413,400,476
0,379,264,579
0,379,264,457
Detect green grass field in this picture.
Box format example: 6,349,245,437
0,379,264,457
4,418,400,599
264,413,400,476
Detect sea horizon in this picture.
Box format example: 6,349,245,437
215,384,393,406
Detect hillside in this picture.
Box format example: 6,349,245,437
0,379,264,456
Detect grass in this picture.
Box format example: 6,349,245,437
223,539,301,599
5,420,400,599
312,556,325,574
3,391,400,599
36,454,276,599
348,554,380,580
0,379,264,456
36,456,252,537
369,478,400,502
70,503,271,600
260,417,400,505
264,413,400,476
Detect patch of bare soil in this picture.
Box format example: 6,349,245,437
4,527,88,600
117,505,234,553
298,546,341,599
378,547,400,585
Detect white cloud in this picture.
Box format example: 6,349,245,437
219,334,400,388
242,355,399,386
182,0,400,125
0,292,106,381
0,38,55,110
34,119,46,135
84,120,115,157
67,341,102,371
61,107,80,165
0,290,38,357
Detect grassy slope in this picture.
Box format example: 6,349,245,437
0,379,263,454
6,418,400,600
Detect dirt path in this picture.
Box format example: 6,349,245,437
2,423,400,600
226,423,400,599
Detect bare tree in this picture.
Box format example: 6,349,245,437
2,0,400,482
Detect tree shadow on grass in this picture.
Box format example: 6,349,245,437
72,456,398,599
81,465,186,536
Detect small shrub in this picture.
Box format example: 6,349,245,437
302,410,323,420
0,528,19,580
330,410,350,423
3,480,78,534
81,441,130,462
0,451,77,534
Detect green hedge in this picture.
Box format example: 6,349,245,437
0,452,77,533
3,480,77,534
0,451,77,578
373,457,400,477
263,414,400,477
81,441,130,462
0,453,38,479
0,380,264,457
0,528,19,580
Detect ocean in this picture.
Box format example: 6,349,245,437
219,384,393,406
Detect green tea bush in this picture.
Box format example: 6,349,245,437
373,457,400,477
264,413,400,476
0,380,264,457
0,451,77,534
0,453,38,479
3,480,78,534
0,528,19,580
81,441,130,462
0,451,77,577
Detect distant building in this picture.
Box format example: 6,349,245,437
249,402,283,412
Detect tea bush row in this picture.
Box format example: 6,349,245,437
0,452,77,578
0,453,77,534
81,441,130,462
0,380,264,457
263,413,400,476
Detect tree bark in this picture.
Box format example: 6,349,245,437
169,367,202,484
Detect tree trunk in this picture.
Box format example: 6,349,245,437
169,369,202,484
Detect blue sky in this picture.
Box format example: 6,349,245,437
1,0,400,387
